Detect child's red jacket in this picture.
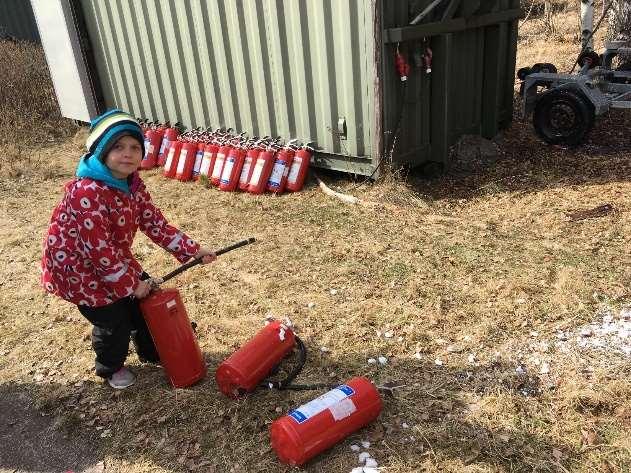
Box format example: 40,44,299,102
41,177,200,307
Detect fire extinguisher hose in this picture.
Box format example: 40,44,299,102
261,336,338,392
157,237,256,284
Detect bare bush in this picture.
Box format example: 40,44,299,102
0,40,75,149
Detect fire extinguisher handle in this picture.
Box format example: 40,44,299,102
215,237,256,256
158,237,257,283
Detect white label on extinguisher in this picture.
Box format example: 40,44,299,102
211,154,225,179
268,161,286,189
287,157,303,184
329,397,357,421
193,151,203,176
143,138,150,159
239,158,252,184
159,138,170,156
288,384,355,424
176,150,188,174
147,143,155,155
164,147,176,171
200,152,212,175
249,159,265,186
166,299,177,309
220,157,235,184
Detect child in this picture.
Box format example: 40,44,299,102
41,109,216,389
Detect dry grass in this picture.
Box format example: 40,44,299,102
1,3,630,472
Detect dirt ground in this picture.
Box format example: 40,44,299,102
1,3,630,473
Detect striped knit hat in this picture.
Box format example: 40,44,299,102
86,109,145,161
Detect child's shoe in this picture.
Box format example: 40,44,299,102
107,367,136,389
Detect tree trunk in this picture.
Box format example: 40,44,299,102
608,0,631,69
608,0,631,41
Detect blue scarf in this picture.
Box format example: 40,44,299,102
75,154,130,194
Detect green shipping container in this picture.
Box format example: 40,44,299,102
45,0,521,176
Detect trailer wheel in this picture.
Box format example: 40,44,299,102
533,89,594,146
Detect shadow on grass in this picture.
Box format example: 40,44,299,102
0,345,580,473
412,110,631,201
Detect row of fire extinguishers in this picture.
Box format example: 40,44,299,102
138,120,314,195
139,238,383,467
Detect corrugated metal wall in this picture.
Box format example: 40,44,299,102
79,0,375,165
0,0,40,42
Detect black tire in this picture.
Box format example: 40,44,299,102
533,89,595,146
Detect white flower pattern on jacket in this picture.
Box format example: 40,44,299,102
41,177,200,307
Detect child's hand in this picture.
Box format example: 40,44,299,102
194,247,217,265
133,280,152,299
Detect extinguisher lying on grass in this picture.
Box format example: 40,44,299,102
215,316,384,466
139,237,256,388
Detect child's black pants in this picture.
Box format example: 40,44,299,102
77,286,159,378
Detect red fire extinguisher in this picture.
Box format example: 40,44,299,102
157,125,179,166
139,288,206,388
248,148,276,195
163,140,183,179
218,147,246,192
199,143,218,180
140,237,256,388
215,319,296,398
210,144,232,186
141,126,165,170
238,146,260,191
285,143,314,192
266,143,296,194
191,142,205,181
175,141,198,181
270,377,382,466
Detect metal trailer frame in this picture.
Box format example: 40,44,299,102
521,42,631,137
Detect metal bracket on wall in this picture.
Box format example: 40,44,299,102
383,9,522,43
337,117,348,140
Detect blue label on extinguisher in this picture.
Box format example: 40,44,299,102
287,384,355,424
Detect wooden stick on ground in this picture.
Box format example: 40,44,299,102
313,173,361,205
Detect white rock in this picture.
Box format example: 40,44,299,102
361,440,370,448
365,458,378,468
434,358,443,366
384,331,394,338
350,444,360,452
378,356,388,365
367,358,377,365
358,451,371,463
